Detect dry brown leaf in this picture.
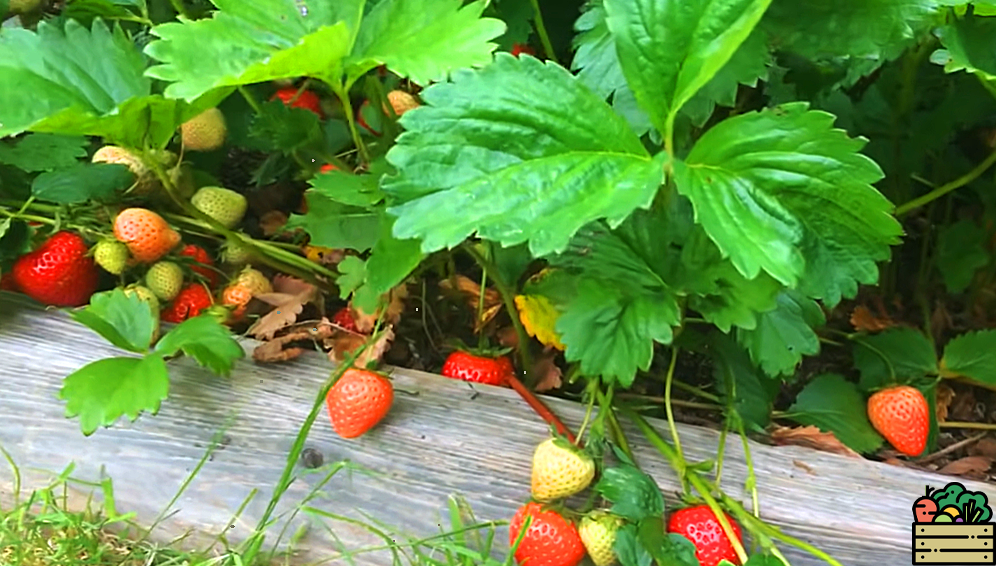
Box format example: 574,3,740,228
304,245,345,266
938,456,993,478
850,305,895,332
497,325,519,349
769,425,863,459
936,383,955,423
327,325,395,368
260,210,288,236
439,274,503,329
532,349,562,393
970,437,996,458
950,388,978,422
249,276,319,340
354,283,409,333
253,331,310,363
930,302,953,345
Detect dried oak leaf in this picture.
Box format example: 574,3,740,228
249,276,319,340
354,283,408,333
327,325,395,368
970,438,996,459
936,383,955,423
532,348,563,392
769,425,862,459
439,274,503,330
850,305,895,332
253,331,311,363
939,456,993,479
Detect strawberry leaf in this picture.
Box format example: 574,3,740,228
743,555,785,566
145,0,504,101
614,524,653,566
940,330,996,388
736,289,825,377
154,315,245,377
594,463,665,521
0,19,221,148
544,211,681,385
385,53,664,258
935,220,990,294
786,373,884,454
59,354,170,436
70,288,157,354
603,0,773,133
933,14,996,99
674,102,903,306
0,134,88,173
365,217,423,297
32,162,133,204
709,332,780,432
309,168,385,208
285,195,382,253
853,328,937,392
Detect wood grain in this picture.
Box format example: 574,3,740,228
1,291,993,566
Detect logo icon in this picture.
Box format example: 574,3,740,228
913,482,995,564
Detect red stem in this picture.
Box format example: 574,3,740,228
506,373,577,445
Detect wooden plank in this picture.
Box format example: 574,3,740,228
0,291,993,565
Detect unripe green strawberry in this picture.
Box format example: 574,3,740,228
234,266,272,295
181,108,227,152
93,240,130,275
579,512,622,566
531,437,596,501
124,284,160,313
191,187,247,229
220,240,254,265
146,261,184,301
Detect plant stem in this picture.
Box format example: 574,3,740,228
168,0,191,19
737,420,761,519
461,243,534,381
527,0,559,64
663,347,684,463
507,372,576,444
673,380,721,403
574,378,598,444
0,208,54,225
895,149,996,216
939,421,996,430
237,86,264,114
330,83,371,164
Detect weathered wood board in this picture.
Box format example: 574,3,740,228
1,291,994,566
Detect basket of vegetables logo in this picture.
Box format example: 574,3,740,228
913,482,995,564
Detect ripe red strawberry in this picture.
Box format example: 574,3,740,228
161,283,213,323
326,368,394,439
332,307,360,333
272,87,323,118
867,385,929,457
441,351,514,387
509,502,586,566
12,231,99,307
113,208,181,263
511,43,536,57
667,505,743,566
320,164,339,174
178,244,219,288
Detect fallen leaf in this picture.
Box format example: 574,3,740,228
249,276,319,340
792,460,816,475
304,245,345,266
950,387,978,422
930,302,952,345
532,349,562,392
327,325,395,369
850,305,895,333
354,283,408,333
936,383,955,423
253,331,310,363
970,438,996,459
260,210,288,236
440,274,502,330
939,456,993,478
769,425,863,459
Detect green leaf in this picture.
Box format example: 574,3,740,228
680,29,772,128
941,330,996,388
70,289,157,354
0,219,30,265
710,332,780,432
546,212,681,386
787,373,884,454
336,255,368,300
249,99,324,152
594,463,665,522
384,54,664,257
852,328,937,392
744,555,785,566
345,0,506,86
0,134,88,172
935,220,990,293
0,19,210,148
933,15,996,101
656,532,701,566
572,1,627,100
154,315,245,377
60,355,170,436
145,0,504,101
31,162,133,204
674,102,902,305
603,0,773,132
736,289,824,377
761,0,941,62
615,524,653,566
365,216,424,297
285,195,382,252
310,168,385,208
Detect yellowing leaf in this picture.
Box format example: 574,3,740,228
515,294,565,351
